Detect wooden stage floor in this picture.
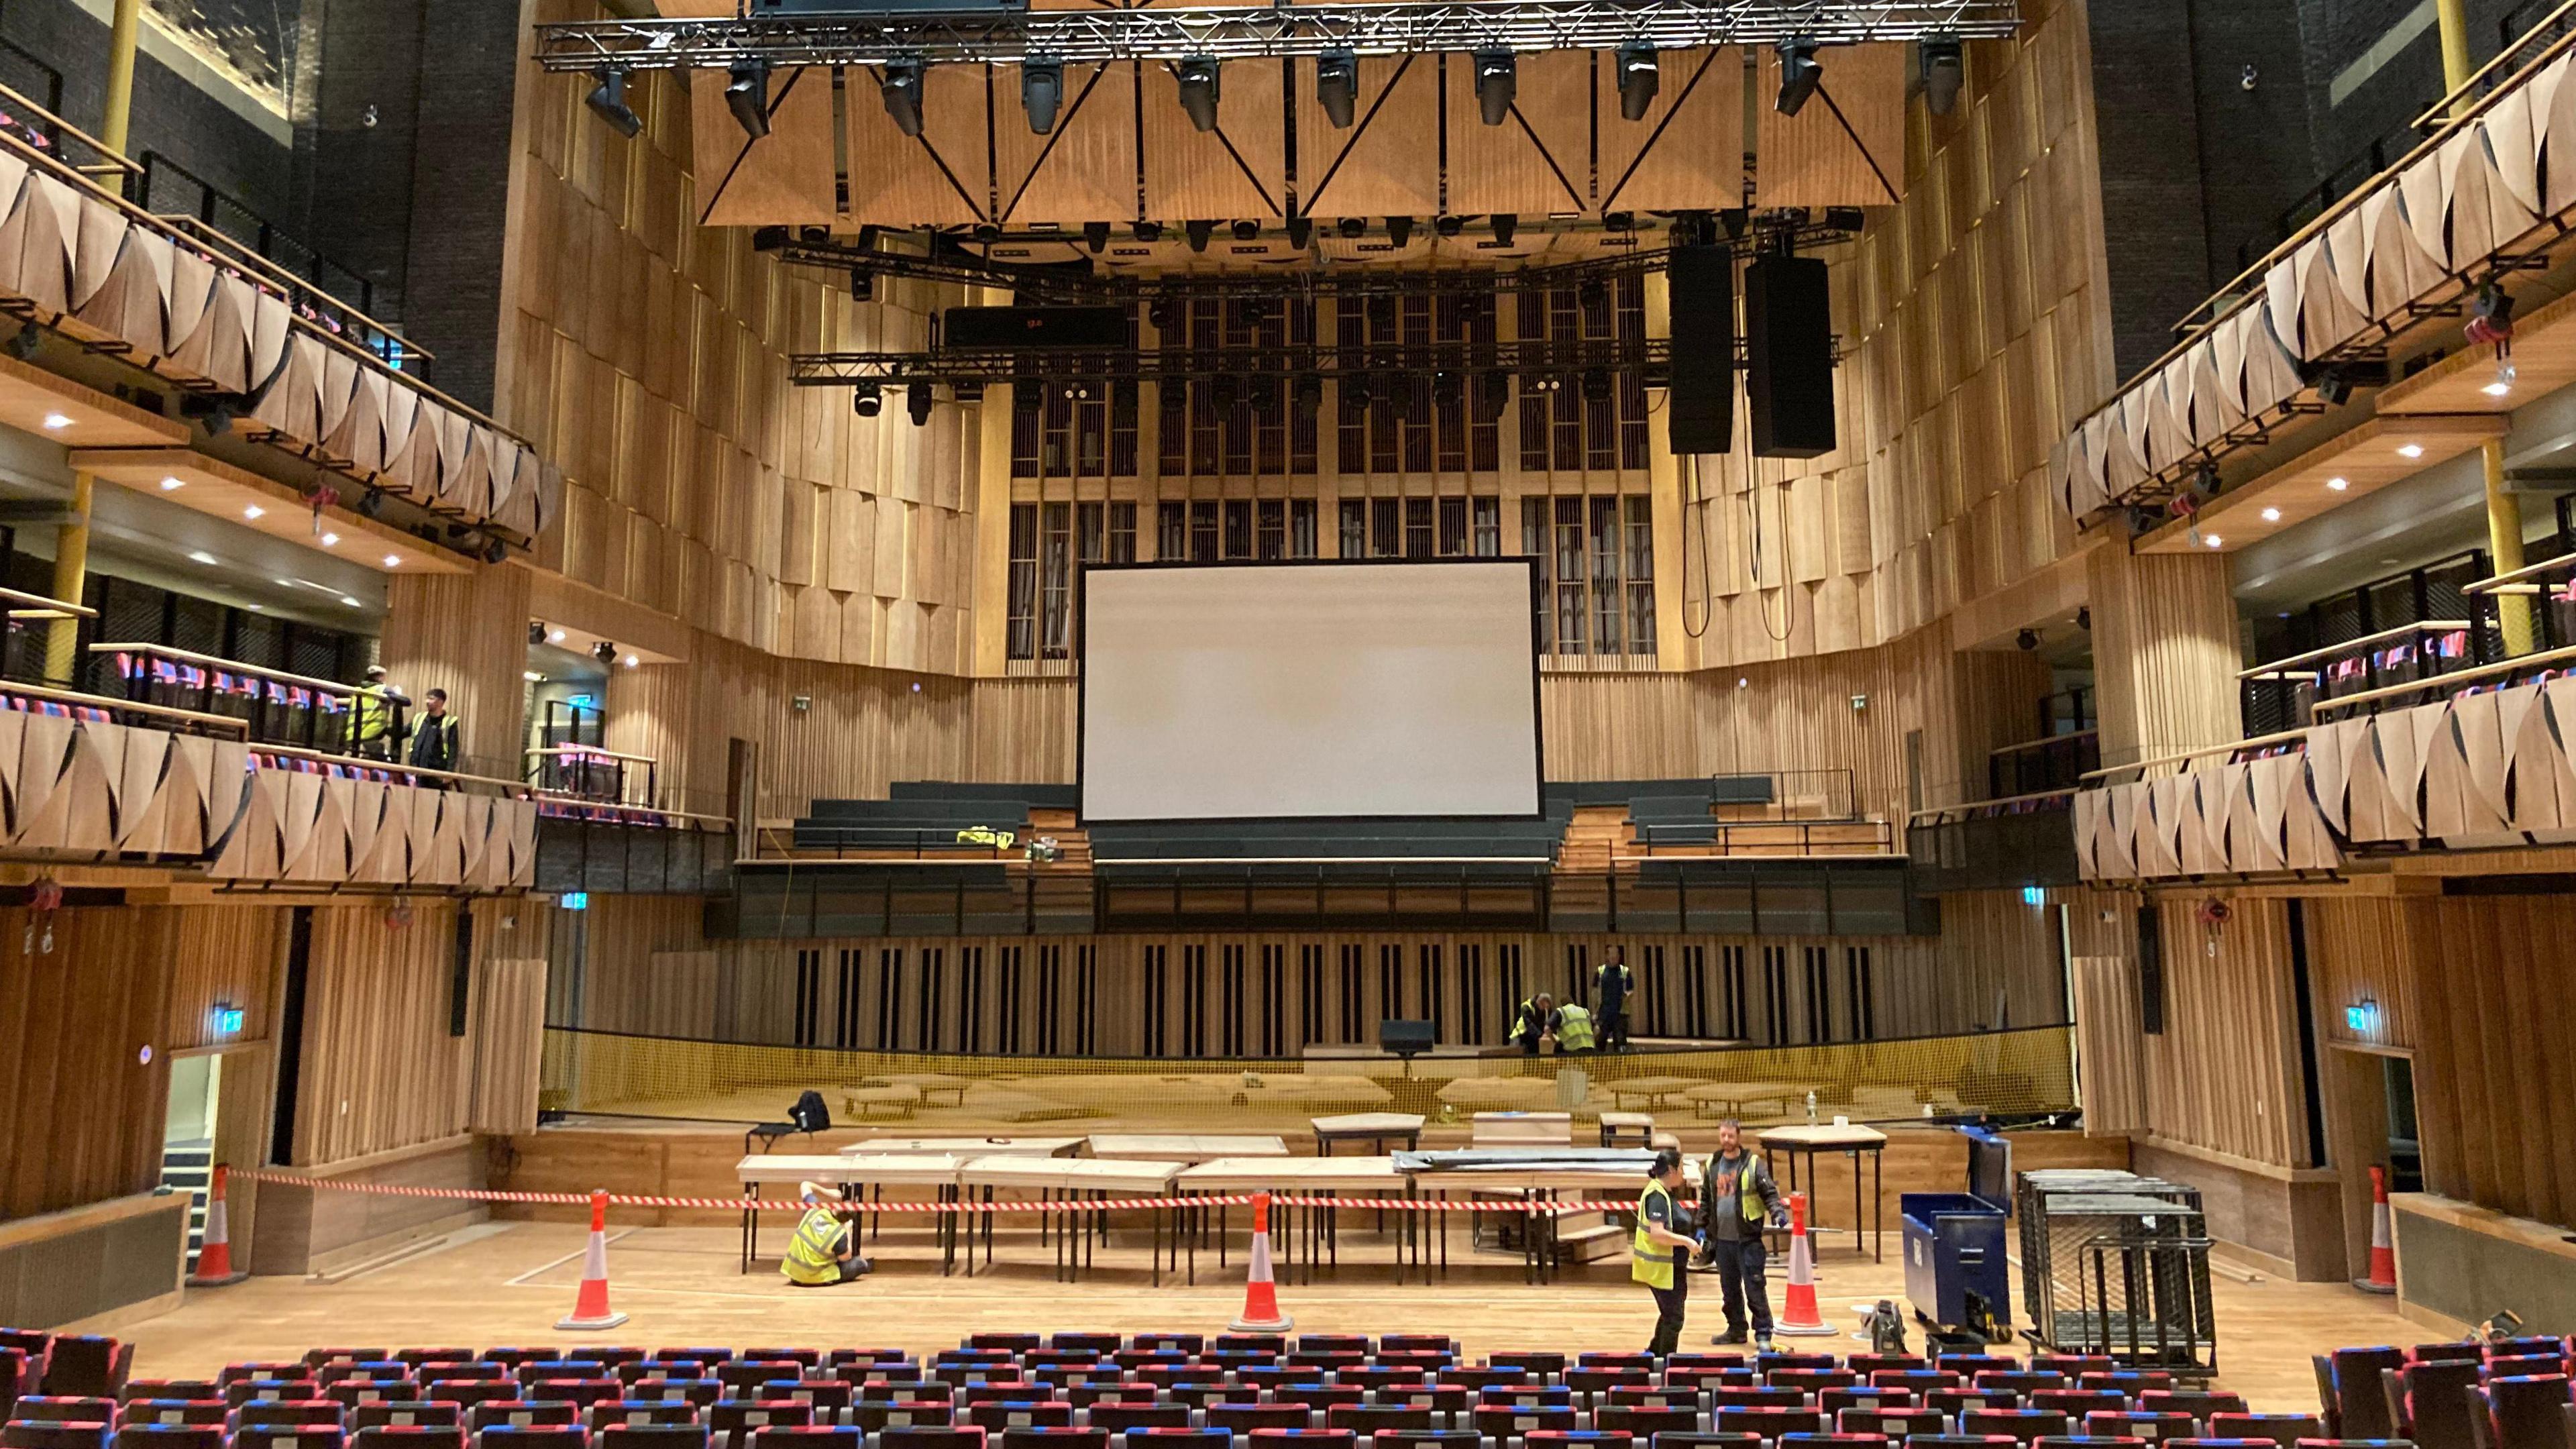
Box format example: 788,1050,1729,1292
125,1218,2401,1415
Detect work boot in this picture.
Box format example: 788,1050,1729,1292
1710,1332,1748,1346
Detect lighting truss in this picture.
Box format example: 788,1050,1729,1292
785,335,1835,390
535,2,2017,71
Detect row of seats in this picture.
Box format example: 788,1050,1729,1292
2313,1338,2576,1449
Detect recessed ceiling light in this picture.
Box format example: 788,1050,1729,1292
2326,476,2350,490
244,603,264,612
623,653,641,668
2483,381,2512,397
2203,535,2224,548
188,550,218,565
340,596,362,608
158,476,184,491
2397,443,2424,458
320,531,339,546
523,670,546,683
2260,506,2281,522
242,504,265,520
40,413,70,431
382,553,401,568
274,578,294,586
548,629,566,643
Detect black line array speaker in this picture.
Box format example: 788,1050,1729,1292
1746,254,1836,458
1664,246,1734,455
944,305,1130,350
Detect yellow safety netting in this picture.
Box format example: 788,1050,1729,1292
540,1024,2076,1134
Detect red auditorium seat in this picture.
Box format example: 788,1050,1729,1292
2032,1391,2127,1419
350,1405,460,1432
524,1383,622,1412
2489,1338,2564,1360
1326,1407,1428,1438
1593,1407,1697,1438
2029,1439,2146,1448
230,1426,345,1449
1,1426,110,1449
423,1386,515,1413
1246,1430,1358,1449
1931,1389,2025,1418
657,1358,733,1373
119,1386,217,1406
391,1355,476,1371
416,1368,504,1387
1707,1389,1801,1411
1208,1405,1318,1434
2380,1358,2478,1449
224,1383,321,1409
749,1428,857,1449
1087,1407,1189,1434
227,1403,344,1430
1439,1371,1531,1393
1522,1432,1630,1449
1128,1338,1203,1355
2084,1411,2196,1441
2140,1391,2249,1425
1889,1438,2017,1448
1002,1429,1107,1449
1635,1435,1757,1449
586,1404,696,1431
595,1428,708,1449
328,1382,424,1409
324,1369,414,1388
1770,1370,1856,1396
468,1403,580,1432
1603,1389,1694,1410
1217,1337,1287,1356
1333,1372,1424,1394
2473,1373,2572,1449
1563,1371,1647,1397
1817,1390,1912,1417
2202,1414,2326,1446
116,1403,223,1428
957,1387,1047,1409
1772,1436,1891,1448
966,1404,1075,1432
352,1430,464,1449
222,1370,307,1390
2485,1354,2565,1379
111,1427,222,1449
1479,1389,1570,1411
879,1431,987,1449
1937,1358,2019,1377
1470,1405,1578,1440
474,1428,588,1449
479,1354,563,1373
15,1401,117,1425
851,1401,954,1432
1371,1389,1465,1415
1489,1358,1565,1382
42,1348,133,1403
823,1354,899,1372
708,1399,812,1448
1365,1431,1481,1449
2031,1359,2116,1378
764,1384,845,1415
1833,1409,1943,1440
1843,1357,1923,1377
1378,1340,1452,1357
1067,1390,1153,1413
2410,1345,2483,1364
714,1369,804,1399
1870,1371,1960,1395
1709,1407,1819,1440
859,1383,953,1405
1957,1409,2072,1443
1265,1389,1358,1413
1369,1358,1450,1377
1976,1373,2068,1397
305,1355,390,1373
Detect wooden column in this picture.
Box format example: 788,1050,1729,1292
603,661,698,814
2086,543,2239,769
380,564,535,780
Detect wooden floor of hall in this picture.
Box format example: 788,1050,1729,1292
127,1220,2403,1413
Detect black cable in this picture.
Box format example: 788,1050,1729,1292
1680,452,1712,641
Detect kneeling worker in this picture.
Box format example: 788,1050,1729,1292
1634,1146,1698,1357
1553,998,1597,1054
1511,992,1560,1056
782,1180,872,1287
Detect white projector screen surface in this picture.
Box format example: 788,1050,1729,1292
1080,561,1542,821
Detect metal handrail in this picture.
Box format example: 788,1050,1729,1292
2465,549,2576,594
2234,620,2473,679
0,76,139,184
157,214,429,366
91,639,373,699
2308,640,2576,714
2412,0,2576,128
1907,788,2078,827
0,678,248,734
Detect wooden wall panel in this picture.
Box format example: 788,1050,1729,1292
292,901,518,1168
2409,894,2576,1229
1295,54,1441,219
1445,51,1592,216
1142,57,1289,223
2133,895,2310,1169
996,62,1142,225
2302,895,2418,1052
0,906,178,1220
1597,48,1743,216
381,566,537,782
2086,545,2239,771
691,64,839,227
2070,953,2146,1134
844,62,991,226
163,906,283,1052
467,959,549,1136
1755,42,1907,207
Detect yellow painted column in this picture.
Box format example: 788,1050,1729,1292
101,0,144,154
44,472,90,683
2437,0,2475,119
971,386,1016,676
1642,266,1688,671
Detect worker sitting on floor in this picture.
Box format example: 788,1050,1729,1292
782,1180,872,1287
1511,992,1560,1056
1553,999,1598,1053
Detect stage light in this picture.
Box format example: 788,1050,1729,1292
482,537,508,565
909,385,934,427
1474,49,1515,126
1338,215,1366,239
1582,368,1612,402
1921,36,1963,115
1186,219,1214,253
4,325,40,360
1285,215,1312,248
855,382,883,417
586,66,641,138
1474,372,1509,423
1148,299,1174,331
727,56,772,138
1387,375,1415,421
1344,374,1373,410
1132,220,1163,242
1231,219,1260,241
1293,375,1323,415
1432,370,1462,407
882,57,924,136
849,268,873,301
1385,215,1414,247
2017,629,2038,651
1617,42,1660,120
1436,214,1464,238
1316,49,1358,128
1489,213,1517,245
1603,210,1634,232
1775,39,1823,115
1022,58,1064,134
1083,221,1110,252
1212,374,1240,410
1178,56,1221,132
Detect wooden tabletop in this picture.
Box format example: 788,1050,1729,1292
1311,1112,1426,1136
1759,1124,1890,1148
1415,1164,1649,1191
837,1136,1084,1157
959,1156,1187,1193
1087,1134,1289,1161
1682,1081,1809,1102
1178,1155,1409,1191
735,1153,964,1186
1610,1075,1699,1094
1597,1112,1656,1129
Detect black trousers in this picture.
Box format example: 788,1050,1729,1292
1599,1008,1629,1051
1647,1268,1687,1357
1709,1236,1772,1338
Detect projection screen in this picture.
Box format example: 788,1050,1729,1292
1079,560,1543,822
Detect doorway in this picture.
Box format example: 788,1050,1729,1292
162,1053,224,1269
2322,1044,2417,1284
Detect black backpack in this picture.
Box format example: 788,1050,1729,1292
789,1089,832,1133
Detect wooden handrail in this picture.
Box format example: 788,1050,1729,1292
1986,729,2098,759
2308,641,2576,714
2465,548,2576,594
2235,620,2471,679
526,743,658,765
0,584,93,621
252,739,531,794
1907,787,2078,826
2411,0,2576,129
0,678,248,733
0,78,141,180
91,639,376,698
2078,726,2316,783
156,215,433,364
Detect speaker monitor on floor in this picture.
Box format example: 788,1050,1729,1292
1664,246,1734,455
1746,254,1835,458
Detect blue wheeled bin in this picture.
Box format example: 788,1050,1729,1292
1900,1126,2013,1342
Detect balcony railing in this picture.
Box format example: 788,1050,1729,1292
526,743,661,814
95,640,412,760
1987,730,2100,800
2237,620,2478,733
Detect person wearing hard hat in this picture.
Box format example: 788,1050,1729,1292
1633,1146,1699,1357
781,1180,872,1287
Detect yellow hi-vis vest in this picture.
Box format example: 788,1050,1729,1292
1705,1149,1768,1225
1555,1003,1597,1051
782,1205,849,1284
1632,1180,1675,1289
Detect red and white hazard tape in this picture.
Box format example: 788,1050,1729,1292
229,1169,1665,1217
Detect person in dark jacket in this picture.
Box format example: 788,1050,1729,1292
1510,992,1560,1056
1596,947,1635,1051
408,687,460,775
1698,1118,1789,1346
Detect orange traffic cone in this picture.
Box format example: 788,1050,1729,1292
1229,1191,1293,1332
557,1189,629,1331
189,1165,247,1287
1772,1193,1835,1336
2354,1165,2397,1295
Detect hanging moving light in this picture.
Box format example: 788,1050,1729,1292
854,382,883,417
1616,42,1660,121
1316,50,1359,129
586,66,641,138
881,57,925,136
1774,38,1823,115
1022,58,1065,134
1489,213,1517,245
1474,49,1516,125
1921,36,1963,115
908,385,935,427
727,56,772,138
1177,56,1222,132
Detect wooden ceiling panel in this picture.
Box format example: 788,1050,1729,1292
1754,41,1906,208
1294,54,1440,221
692,63,839,227
1599,47,1746,216
847,62,994,227
996,62,1142,225
1446,50,1593,217
1142,56,1289,222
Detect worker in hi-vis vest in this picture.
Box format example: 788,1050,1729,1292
1553,1000,1598,1053
1633,1146,1699,1357
781,1180,871,1287
1697,1118,1788,1346
1510,994,1560,1056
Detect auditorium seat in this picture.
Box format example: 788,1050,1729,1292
1002,1429,1105,1449
229,1386,325,1411
229,1402,345,1430
1960,1409,2072,1443
1816,1391,1910,1418
2,1426,111,1449
330,1383,424,1410
1639,1434,1758,1449
469,1405,579,1433
352,1407,462,1432
1833,1409,1943,1440
2312,1350,2404,1443
587,1405,697,1431
967,1404,1074,1432
2381,1360,2478,1449
231,1426,345,1449
1087,1407,1188,1434
118,1388,213,1409
13,1402,116,1426
474,1428,586,1449
851,1402,953,1433
2471,1374,2571,1449
2083,1412,2194,1442
2203,1414,2325,1446
596,1428,707,1449
308,1357,392,1375
110,1427,221,1449
749,1429,855,1449
40,1346,131,1403
2139,1393,2249,1426
352,1430,465,1449
115,1404,222,1428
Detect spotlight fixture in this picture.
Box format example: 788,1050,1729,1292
1774,39,1823,115
1603,210,1635,232
1719,207,1750,240
529,621,549,646
1083,220,1110,252
2076,606,2092,631
1293,375,1323,416
880,57,925,137
854,381,883,417
1316,49,1358,128
1578,276,1608,311
1344,374,1373,410
908,385,934,427
1231,219,1260,242
1489,213,1517,245
482,537,508,566
1436,214,1465,239
1132,220,1163,242
726,56,772,139
1582,368,1613,403
1177,56,1221,132
1432,371,1462,407
1212,374,1240,411
2016,628,2039,651
356,487,385,519
593,640,619,665
1616,42,1660,121
1921,36,1964,115
1337,216,1367,239
1474,372,1509,423
1387,375,1415,421
2190,461,2222,501
586,66,641,138
1147,299,1174,331
1473,49,1516,126
1022,58,1064,134
1285,215,1312,248
1185,219,1214,253
1385,215,1415,247
3,325,39,360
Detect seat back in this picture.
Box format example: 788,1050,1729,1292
470,1405,580,1434
2385,1360,2479,1449
1593,1409,1696,1438
1,1428,109,1449
2137,1393,2249,1427
586,1406,697,1432
2320,1349,2404,1442
352,1429,467,1449
1709,1408,1819,1440
2481,1375,2573,1449
1833,1409,1943,1440
109,1431,221,1449
116,1403,225,1428
851,1403,955,1434
2201,1415,2324,1448
231,1427,347,1449
1959,1410,2071,1444
967,1405,1073,1433
42,1340,129,1400
228,1383,324,1409
229,1403,343,1432
352,1407,462,1432
596,1428,709,1449
472,1426,588,1449
1002,1431,1106,1449
2082,1412,2194,1442
16,1401,117,1425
